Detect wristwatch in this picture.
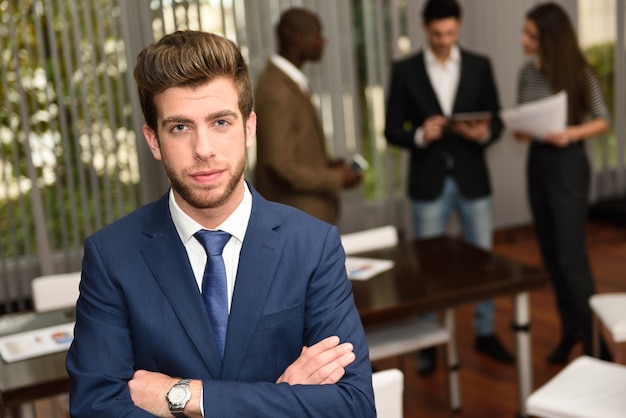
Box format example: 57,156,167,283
166,378,192,417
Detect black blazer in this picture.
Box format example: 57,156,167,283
384,48,503,200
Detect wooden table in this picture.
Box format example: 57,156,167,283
0,308,73,418
350,236,549,418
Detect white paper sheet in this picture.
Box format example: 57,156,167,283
346,256,394,281
500,91,567,139
0,322,74,363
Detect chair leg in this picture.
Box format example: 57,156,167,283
443,309,461,412
593,313,600,358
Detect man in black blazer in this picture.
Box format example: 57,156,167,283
385,0,512,375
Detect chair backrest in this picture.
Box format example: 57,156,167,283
341,225,398,255
372,368,404,418
31,271,81,312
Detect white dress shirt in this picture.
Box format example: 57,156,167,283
425,45,460,117
415,45,461,147
271,54,310,94
169,183,252,312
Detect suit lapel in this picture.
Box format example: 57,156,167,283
270,63,327,152
140,194,223,377
452,49,470,113
221,188,284,380
414,53,444,115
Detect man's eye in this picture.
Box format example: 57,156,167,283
173,124,186,132
216,119,230,127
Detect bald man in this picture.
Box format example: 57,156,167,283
253,8,361,225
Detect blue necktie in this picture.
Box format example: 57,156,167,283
194,230,231,359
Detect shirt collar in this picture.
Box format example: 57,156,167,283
169,182,252,245
425,45,460,68
270,54,309,93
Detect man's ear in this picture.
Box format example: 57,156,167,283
143,125,162,160
245,112,257,149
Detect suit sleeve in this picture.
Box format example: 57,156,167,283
66,238,155,417
384,61,421,150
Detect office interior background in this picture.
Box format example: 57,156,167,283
1,0,624,312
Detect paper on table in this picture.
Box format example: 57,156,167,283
500,91,567,139
346,256,394,281
0,322,74,363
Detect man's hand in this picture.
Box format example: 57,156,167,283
451,119,490,142
339,163,363,189
129,370,202,418
422,115,448,143
276,336,355,385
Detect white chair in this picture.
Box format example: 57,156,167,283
341,225,398,254
372,368,404,418
341,226,460,411
31,271,81,312
526,355,626,418
589,292,626,362
366,318,450,363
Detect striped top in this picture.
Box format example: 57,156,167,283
517,58,611,126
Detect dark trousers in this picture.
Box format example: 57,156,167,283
527,142,596,354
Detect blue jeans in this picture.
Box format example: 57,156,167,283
412,176,495,336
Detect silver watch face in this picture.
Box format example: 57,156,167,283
168,386,188,404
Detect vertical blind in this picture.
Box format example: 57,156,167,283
0,0,141,312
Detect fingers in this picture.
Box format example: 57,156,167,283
543,131,570,147
451,120,489,141
301,339,355,384
301,335,342,358
300,336,355,375
317,347,355,384
423,115,447,142
340,164,363,188
276,336,356,385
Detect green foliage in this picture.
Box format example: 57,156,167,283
584,41,618,166
0,0,140,258
584,42,615,117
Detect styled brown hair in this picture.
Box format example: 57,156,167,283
527,2,592,124
134,30,253,133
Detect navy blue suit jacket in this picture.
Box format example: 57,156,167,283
385,48,503,200
66,183,375,417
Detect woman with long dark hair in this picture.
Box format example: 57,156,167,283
515,2,611,363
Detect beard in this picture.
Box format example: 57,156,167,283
165,153,247,210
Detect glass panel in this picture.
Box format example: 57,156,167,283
578,0,617,168
0,0,140,310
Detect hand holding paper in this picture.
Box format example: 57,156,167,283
500,91,567,139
